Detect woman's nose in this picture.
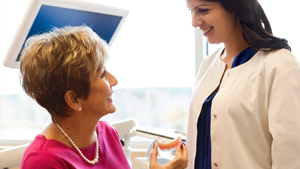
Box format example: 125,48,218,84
191,13,202,27
109,72,118,87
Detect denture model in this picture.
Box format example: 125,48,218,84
157,137,181,155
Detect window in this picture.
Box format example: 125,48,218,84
260,0,299,60
205,0,300,59
0,0,195,140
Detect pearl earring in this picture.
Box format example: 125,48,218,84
78,107,82,111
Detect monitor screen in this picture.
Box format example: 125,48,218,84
3,0,128,69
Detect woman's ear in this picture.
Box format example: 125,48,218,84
64,90,82,112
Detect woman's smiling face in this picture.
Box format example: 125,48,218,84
81,67,118,118
187,0,241,45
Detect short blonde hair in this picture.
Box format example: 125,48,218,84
20,26,109,119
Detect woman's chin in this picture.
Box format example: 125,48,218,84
107,105,117,114
207,39,221,45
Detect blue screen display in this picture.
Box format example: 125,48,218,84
17,5,122,61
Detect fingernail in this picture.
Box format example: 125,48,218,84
180,142,186,149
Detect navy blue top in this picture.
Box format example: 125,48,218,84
194,47,257,169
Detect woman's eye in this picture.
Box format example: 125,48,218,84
197,8,209,14
101,71,106,78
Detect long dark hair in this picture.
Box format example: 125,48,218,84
205,0,291,51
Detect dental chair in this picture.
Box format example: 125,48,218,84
0,143,29,169
111,118,138,163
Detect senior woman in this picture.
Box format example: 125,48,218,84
19,25,187,169
19,25,128,168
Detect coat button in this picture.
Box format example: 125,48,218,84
213,162,218,167
213,114,217,119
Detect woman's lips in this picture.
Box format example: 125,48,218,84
202,26,213,36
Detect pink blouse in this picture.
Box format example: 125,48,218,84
21,121,131,169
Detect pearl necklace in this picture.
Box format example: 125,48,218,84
55,123,99,165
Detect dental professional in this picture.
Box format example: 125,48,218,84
185,0,300,169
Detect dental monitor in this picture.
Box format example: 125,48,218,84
3,0,128,69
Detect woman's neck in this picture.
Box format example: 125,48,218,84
221,39,249,69
43,116,99,148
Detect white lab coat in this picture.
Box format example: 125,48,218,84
186,48,300,169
